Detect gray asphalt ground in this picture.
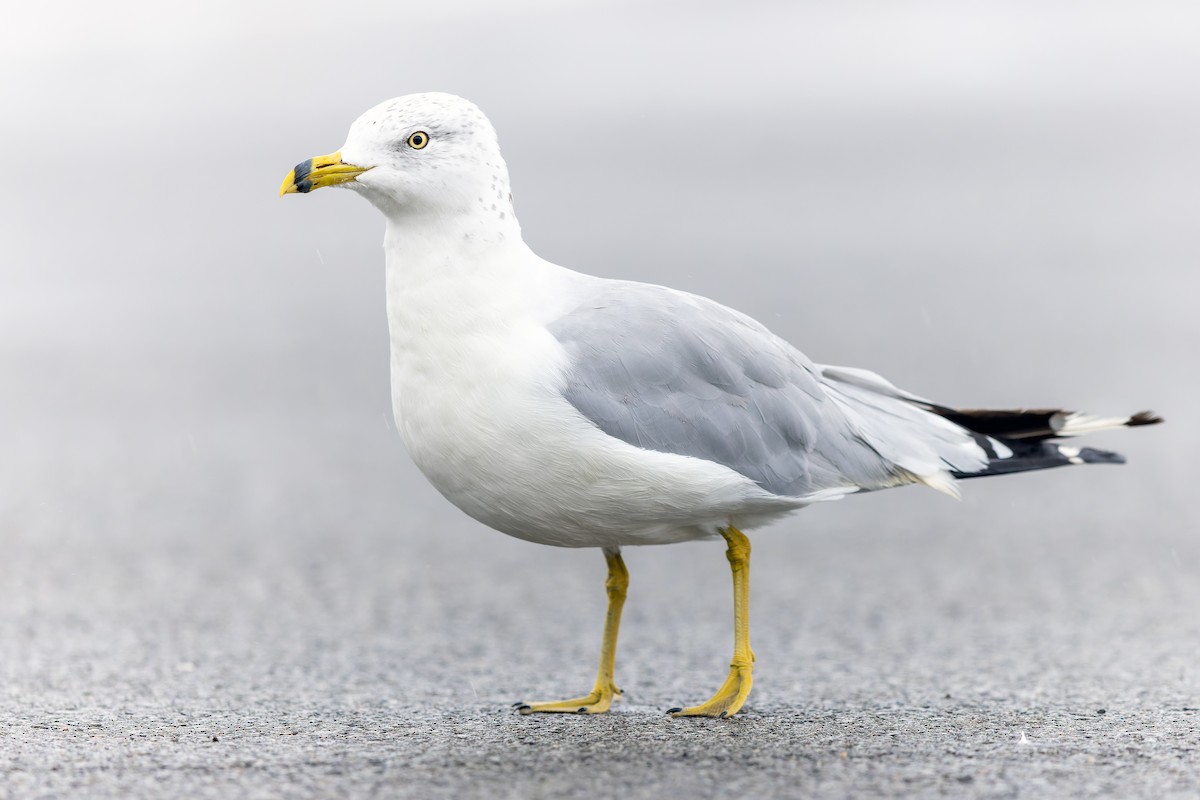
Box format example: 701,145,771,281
2,391,1195,798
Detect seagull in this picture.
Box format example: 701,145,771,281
280,92,1161,718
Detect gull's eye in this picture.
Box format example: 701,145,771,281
407,131,429,150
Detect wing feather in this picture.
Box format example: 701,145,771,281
549,282,988,498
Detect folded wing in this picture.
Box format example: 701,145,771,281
550,282,999,500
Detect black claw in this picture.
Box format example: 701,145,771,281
718,711,728,719
515,704,531,713
667,707,683,714
576,707,587,714
511,702,524,708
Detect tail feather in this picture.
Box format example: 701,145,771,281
815,363,1163,486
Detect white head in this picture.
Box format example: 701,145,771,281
281,93,518,233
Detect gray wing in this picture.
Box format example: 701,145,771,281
548,281,989,498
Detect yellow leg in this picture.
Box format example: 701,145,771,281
516,547,628,714
670,526,753,719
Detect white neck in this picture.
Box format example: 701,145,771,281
381,205,527,278
380,206,577,354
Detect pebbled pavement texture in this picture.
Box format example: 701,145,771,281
2,406,1196,799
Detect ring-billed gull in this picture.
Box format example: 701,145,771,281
280,93,1161,718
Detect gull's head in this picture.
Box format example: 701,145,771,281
280,92,513,221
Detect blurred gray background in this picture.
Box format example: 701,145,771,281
1,1,1197,798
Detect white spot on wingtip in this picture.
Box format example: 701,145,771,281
988,436,1013,460
1059,445,1084,464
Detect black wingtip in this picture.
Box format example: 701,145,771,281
1128,410,1164,427
1077,447,1126,465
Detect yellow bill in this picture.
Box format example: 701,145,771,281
279,151,371,196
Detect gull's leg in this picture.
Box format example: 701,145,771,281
516,547,628,714
670,526,753,718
